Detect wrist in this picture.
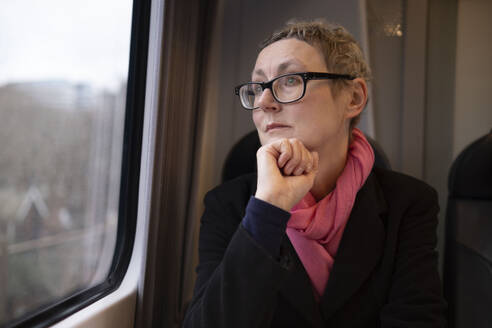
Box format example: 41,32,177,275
254,191,291,211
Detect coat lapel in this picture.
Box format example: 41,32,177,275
279,238,324,327
319,171,387,319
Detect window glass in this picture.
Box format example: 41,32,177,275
0,0,133,324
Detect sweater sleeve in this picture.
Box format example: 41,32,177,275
241,196,291,257
183,191,292,328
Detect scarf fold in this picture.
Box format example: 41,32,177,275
286,128,375,299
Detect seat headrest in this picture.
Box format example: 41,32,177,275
448,130,492,200
222,130,261,182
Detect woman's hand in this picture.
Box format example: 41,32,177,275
255,138,319,211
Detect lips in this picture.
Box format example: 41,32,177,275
266,123,290,132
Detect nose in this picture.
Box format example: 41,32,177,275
256,88,280,112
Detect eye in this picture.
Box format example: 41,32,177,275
283,76,301,87
252,84,263,94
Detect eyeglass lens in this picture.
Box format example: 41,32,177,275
239,74,304,109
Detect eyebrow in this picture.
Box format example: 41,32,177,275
252,59,306,80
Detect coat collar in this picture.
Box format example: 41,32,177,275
277,170,388,324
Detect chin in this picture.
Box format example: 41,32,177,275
260,132,300,146
260,134,283,145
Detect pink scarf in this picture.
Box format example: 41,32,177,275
286,128,375,299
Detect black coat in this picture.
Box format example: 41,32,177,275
184,167,447,327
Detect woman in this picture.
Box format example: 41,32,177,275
184,20,446,327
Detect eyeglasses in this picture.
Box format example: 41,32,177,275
234,72,355,110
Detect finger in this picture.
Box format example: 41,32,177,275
276,139,292,168
303,147,316,173
293,146,308,176
257,145,280,166
302,152,319,181
284,139,302,175
304,151,313,173
292,141,314,175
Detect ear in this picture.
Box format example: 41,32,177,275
345,78,368,119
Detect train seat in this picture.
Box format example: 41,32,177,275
443,130,492,328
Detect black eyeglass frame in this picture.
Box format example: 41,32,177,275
234,72,356,110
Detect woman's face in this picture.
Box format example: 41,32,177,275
252,38,351,153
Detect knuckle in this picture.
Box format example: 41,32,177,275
256,145,269,157
291,138,301,146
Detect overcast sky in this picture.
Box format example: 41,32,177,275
0,0,133,92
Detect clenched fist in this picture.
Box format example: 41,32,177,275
255,138,319,211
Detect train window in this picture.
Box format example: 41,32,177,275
0,0,147,326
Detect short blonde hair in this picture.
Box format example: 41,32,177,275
260,19,371,131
